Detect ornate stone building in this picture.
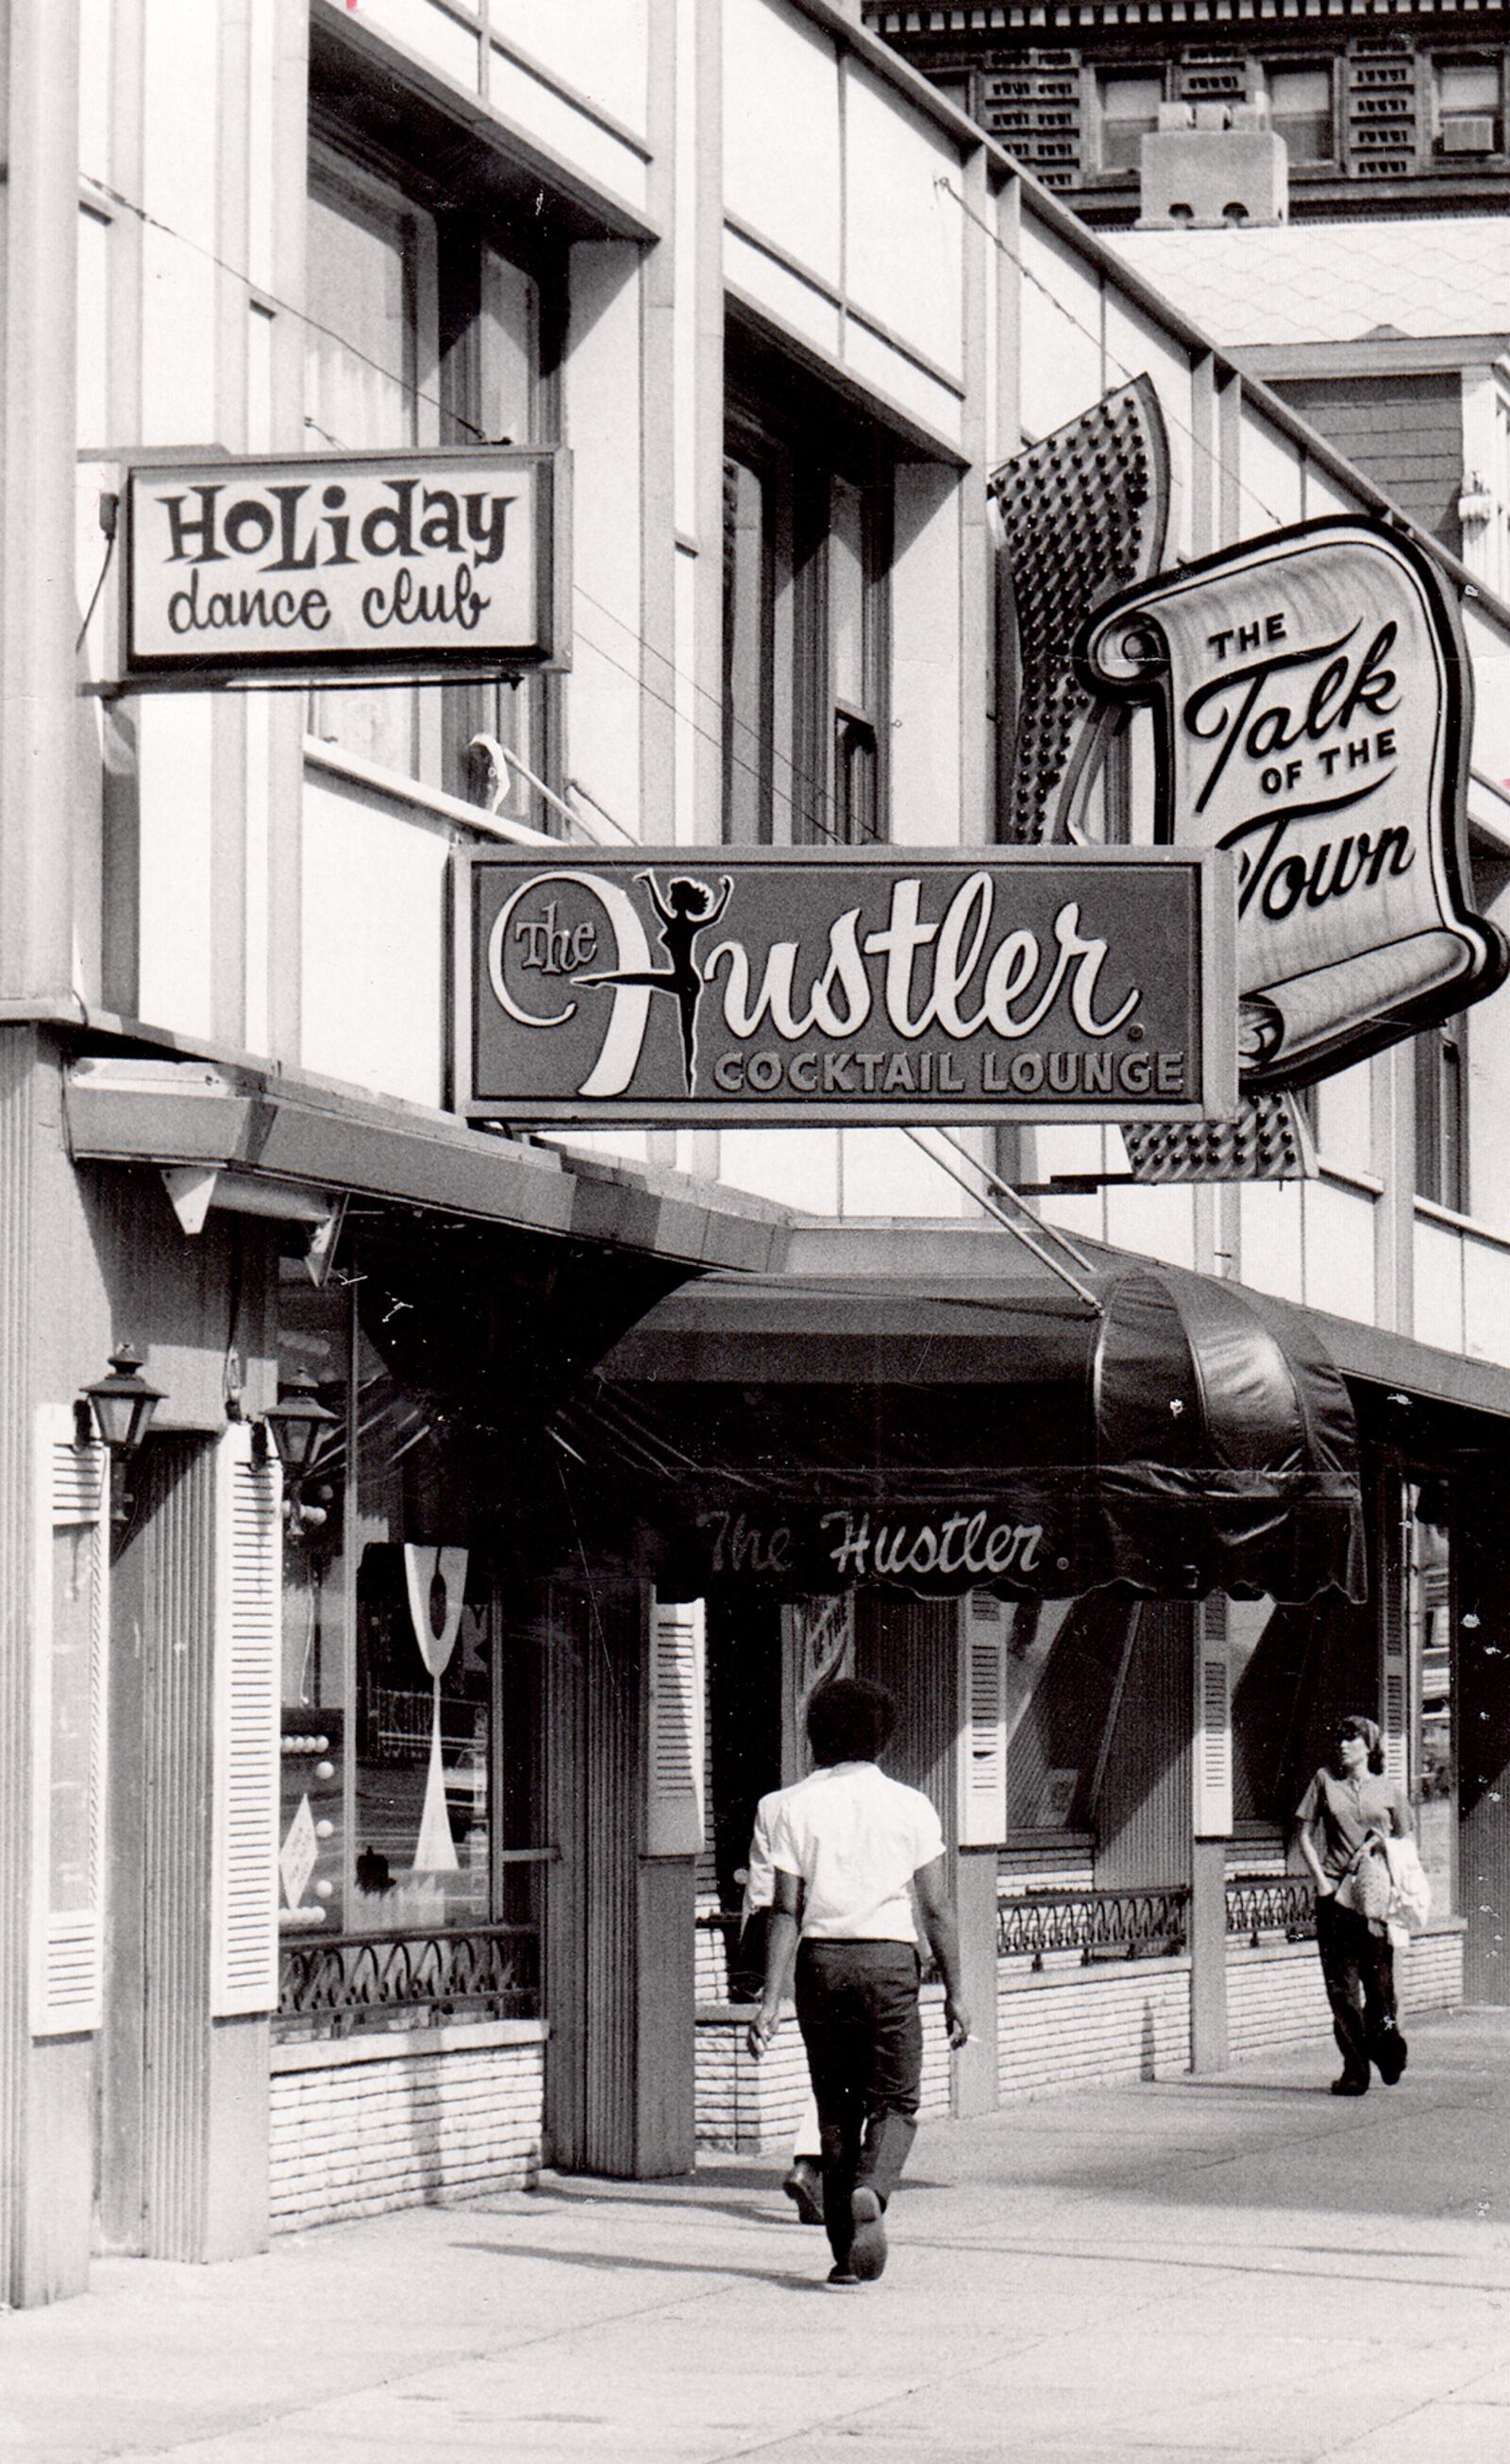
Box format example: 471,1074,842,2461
864,2,1506,226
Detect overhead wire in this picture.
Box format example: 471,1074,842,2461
933,167,1510,665
82,152,1507,842
84,169,857,834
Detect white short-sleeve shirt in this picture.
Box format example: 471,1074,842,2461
745,1770,831,1914
766,1761,946,1943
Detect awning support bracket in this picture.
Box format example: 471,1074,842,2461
902,1128,1104,1313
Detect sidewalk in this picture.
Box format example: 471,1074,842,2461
7,2008,1509,2464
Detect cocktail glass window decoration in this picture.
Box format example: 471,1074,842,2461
403,1546,470,1877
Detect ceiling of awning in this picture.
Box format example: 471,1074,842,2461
554,1257,1365,1606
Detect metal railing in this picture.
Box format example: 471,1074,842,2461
997,1887,1189,1966
1225,1874,1317,1945
277,1921,540,2040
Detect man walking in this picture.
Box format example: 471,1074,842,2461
747,1678,970,2286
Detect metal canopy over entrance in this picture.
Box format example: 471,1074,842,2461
556,1257,1365,1606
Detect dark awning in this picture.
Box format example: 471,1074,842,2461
555,1257,1365,1605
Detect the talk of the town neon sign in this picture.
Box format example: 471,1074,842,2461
1074,513,1507,1089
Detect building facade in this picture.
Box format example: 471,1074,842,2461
863,0,1508,225
3,0,1510,2308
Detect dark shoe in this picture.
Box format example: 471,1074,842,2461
848,2185,887,2281
782,2158,824,2227
1374,2029,1408,2086
826,2264,865,2289
1331,2074,1369,2097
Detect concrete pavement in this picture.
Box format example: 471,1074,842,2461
6,2007,1509,2464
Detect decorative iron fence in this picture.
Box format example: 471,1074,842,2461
997,1888,1189,1966
277,1922,540,2040
703,1875,1317,1999
1225,1875,1317,1945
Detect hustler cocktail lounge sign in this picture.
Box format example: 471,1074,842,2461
1075,515,1507,1084
457,846,1235,1126
122,447,566,684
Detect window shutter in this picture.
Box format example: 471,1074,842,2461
957,1592,1008,1847
1194,1594,1233,1838
1380,1480,1409,1789
210,1426,282,2017
30,1406,110,2036
646,1595,705,1857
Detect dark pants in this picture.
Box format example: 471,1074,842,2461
1316,1894,1401,2084
794,1940,922,2266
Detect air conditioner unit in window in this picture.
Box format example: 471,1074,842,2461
1440,114,1498,153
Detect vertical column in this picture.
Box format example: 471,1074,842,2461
0,1035,98,2307
1190,1596,1233,2075
0,0,81,1004
100,1433,274,2262
565,242,646,842
547,1577,697,2178
953,1593,1008,2118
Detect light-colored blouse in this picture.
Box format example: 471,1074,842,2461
1295,1766,1412,1882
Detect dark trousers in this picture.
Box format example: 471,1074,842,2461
1316,1894,1400,2084
794,1940,922,2266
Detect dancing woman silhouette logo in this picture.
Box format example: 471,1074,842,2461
575,869,732,1092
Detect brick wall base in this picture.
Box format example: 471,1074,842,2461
695,1987,953,2152
1229,1926,1465,2060
997,1954,1192,2099
269,2021,545,2233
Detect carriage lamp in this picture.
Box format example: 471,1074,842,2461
255,1372,338,1531
78,1342,165,1525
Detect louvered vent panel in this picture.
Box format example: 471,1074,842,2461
1345,46,1418,178
982,51,1083,187
957,1593,1008,1846
646,1596,706,1856
1194,1595,1233,1836
1380,1480,1409,1789
210,1433,281,2016
31,1411,109,2035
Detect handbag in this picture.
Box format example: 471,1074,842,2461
1334,1834,1392,1923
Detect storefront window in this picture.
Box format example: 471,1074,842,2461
276,1251,548,1978
1004,1595,1131,1835
1404,1478,1455,1916
277,1261,352,1932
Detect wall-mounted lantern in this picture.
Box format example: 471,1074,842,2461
76,1342,165,1525
254,1373,339,1533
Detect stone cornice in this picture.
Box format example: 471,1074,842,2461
867,0,1495,35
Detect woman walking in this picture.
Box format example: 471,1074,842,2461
1295,1716,1413,2096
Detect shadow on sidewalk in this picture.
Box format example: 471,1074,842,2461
454,2238,832,2291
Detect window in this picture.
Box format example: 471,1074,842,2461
1264,64,1334,161
1402,1477,1455,1916
1002,1595,1135,1836
305,146,559,817
722,339,891,845
276,1257,547,1996
1415,1016,1467,1212
1097,73,1164,173
1434,58,1503,156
